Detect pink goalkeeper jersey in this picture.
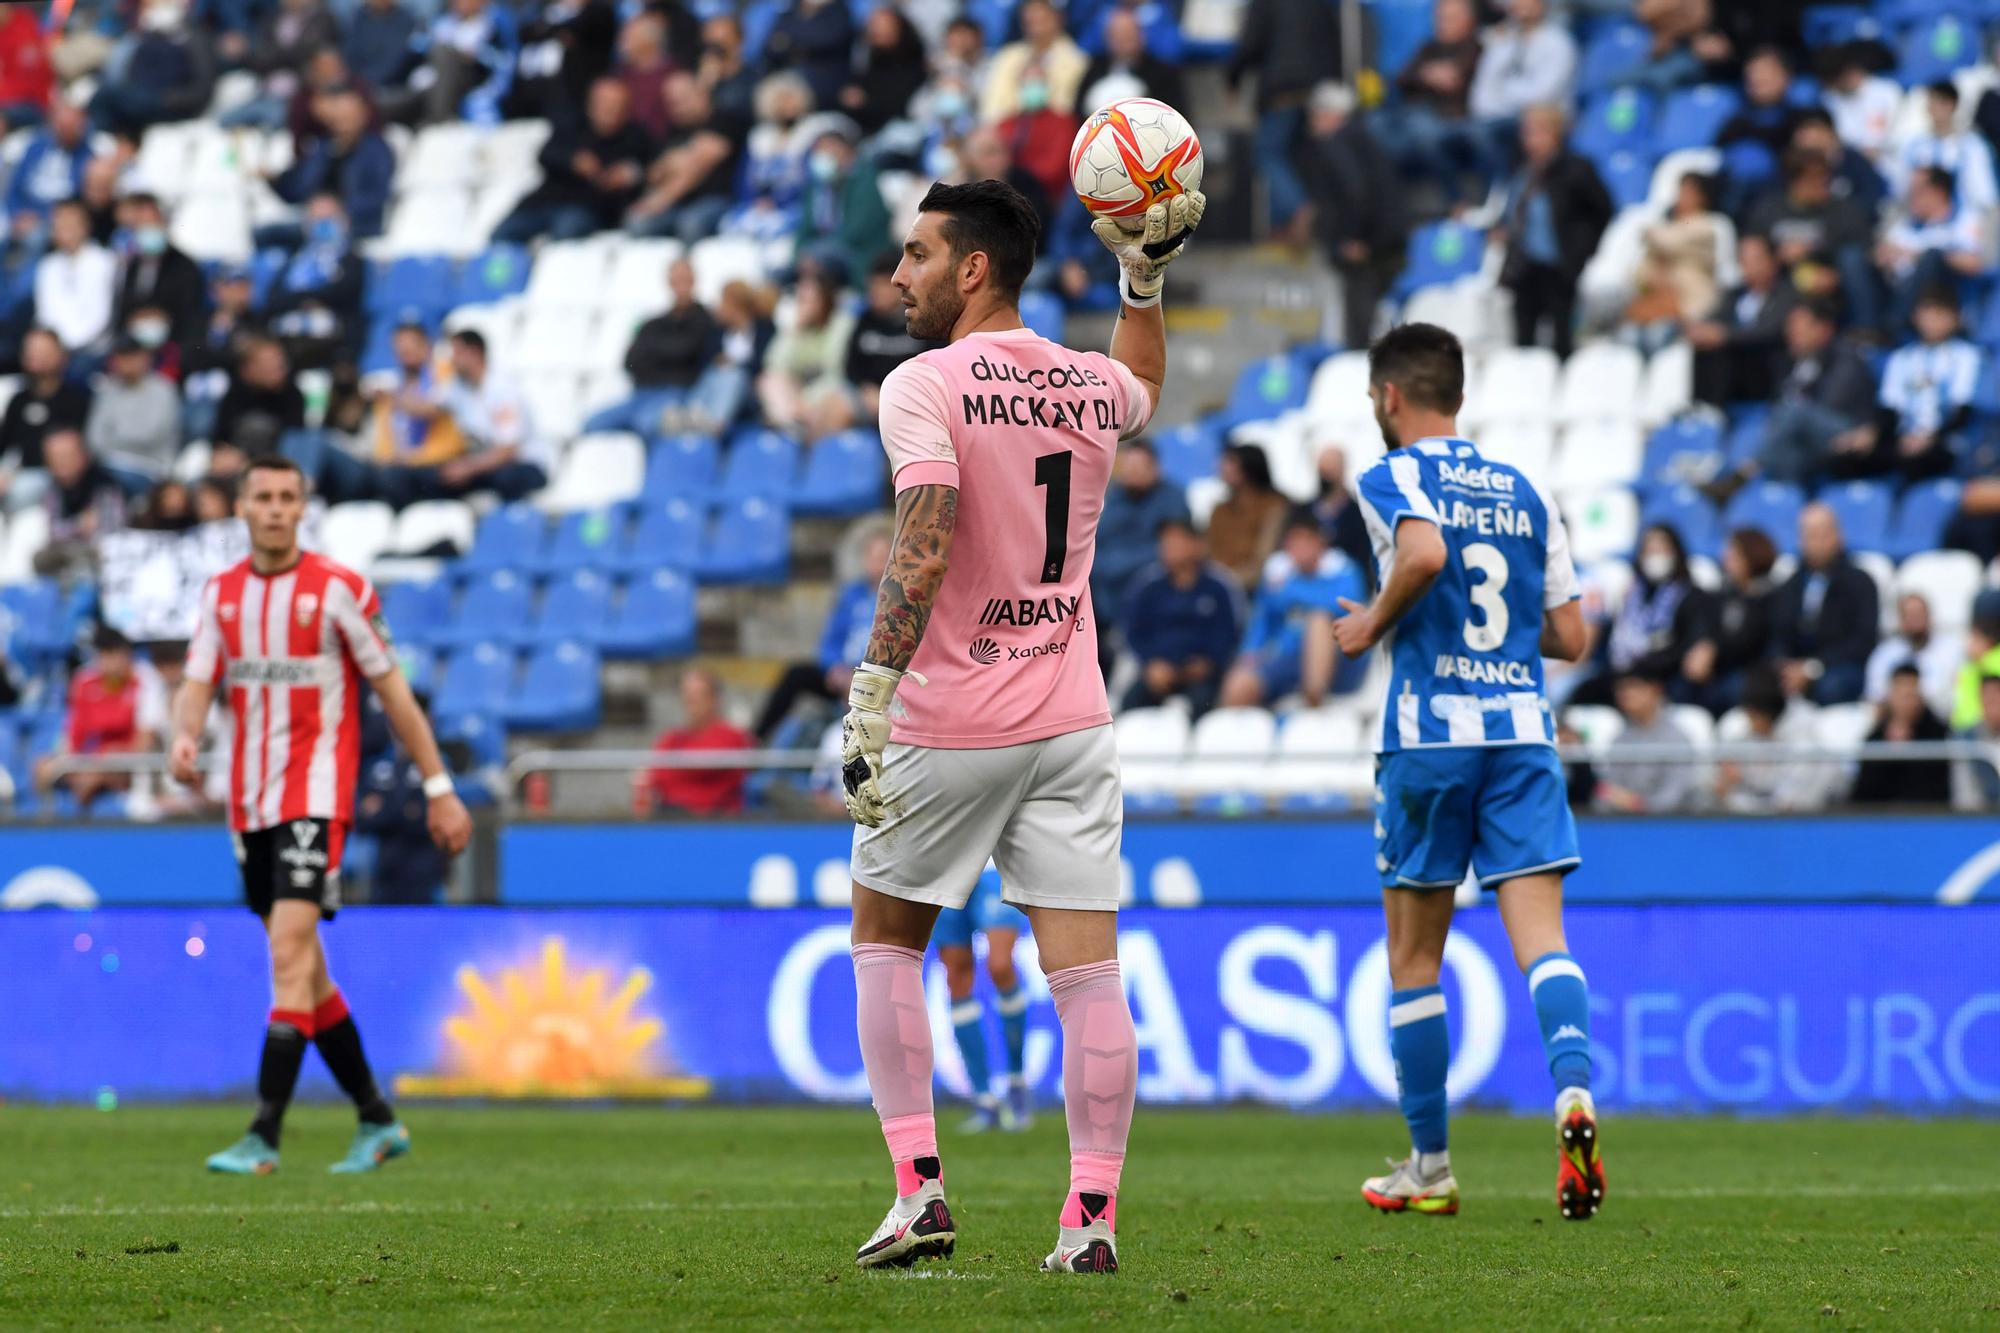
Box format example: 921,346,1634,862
877,326,1153,748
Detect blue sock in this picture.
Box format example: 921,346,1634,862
1526,952,1592,1092
994,984,1028,1077
1390,985,1450,1154
951,999,992,1098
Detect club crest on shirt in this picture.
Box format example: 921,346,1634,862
219,603,237,620
295,593,319,626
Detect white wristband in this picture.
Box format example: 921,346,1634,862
1119,272,1162,308
422,773,455,800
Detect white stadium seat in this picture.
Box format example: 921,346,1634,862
581,368,634,418
1478,423,1555,488
383,185,479,257
1462,346,1558,425
1559,486,1639,566
688,235,767,303
1897,550,1984,631
1263,707,1372,800
185,125,257,191
541,432,645,511
1178,707,1277,797
1563,704,1623,756
1185,476,1227,529
400,122,484,191
174,441,213,482
1556,343,1643,425
485,118,553,181
444,300,524,366
521,370,587,443
1640,341,1693,425
170,189,252,261
1814,702,1876,756
513,308,601,375
318,501,395,571
1554,419,1644,490
0,505,47,584
1115,706,1190,796
587,310,645,376
1304,350,1370,423
134,122,201,196
469,178,537,247
525,239,616,311
606,238,685,306
391,500,477,557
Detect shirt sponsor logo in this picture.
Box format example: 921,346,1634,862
978,594,1081,627
1428,693,1548,718
225,657,336,686
967,356,1109,391
969,637,1001,665
279,820,327,882
1434,655,1537,686
1006,642,1068,660
1438,461,1517,493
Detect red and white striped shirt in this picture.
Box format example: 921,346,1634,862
185,552,395,832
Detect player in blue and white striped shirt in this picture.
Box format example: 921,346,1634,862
1330,324,1604,1221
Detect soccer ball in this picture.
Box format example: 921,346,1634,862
1068,97,1203,225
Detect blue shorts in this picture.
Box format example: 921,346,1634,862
1375,745,1581,892
934,871,1030,950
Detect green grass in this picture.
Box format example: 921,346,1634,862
1,1105,1995,1330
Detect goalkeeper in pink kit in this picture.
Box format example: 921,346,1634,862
840,177,1203,1274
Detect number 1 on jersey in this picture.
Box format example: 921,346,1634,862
1034,451,1072,583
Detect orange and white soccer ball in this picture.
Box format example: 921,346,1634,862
1068,97,1203,225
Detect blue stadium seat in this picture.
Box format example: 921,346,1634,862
1572,87,1658,164
1595,149,1658,210
436,709,507,771
437,569,533,649
1641,485,1722,558
1019,289,1065,341
792,428,886,517
1576,22,1653,96
461,503,548,573
364,256,455,319
1724,481,1807,554
379,579,452,649
248,248,289,310
1886,477,1965,560
1723,407,1771,467
1211,354,1309,432
1154,419,1224,487
601,569,698,658
537,506,629,574
1643,417,1726,490
617,498,706,572
1652,84,1743,156
1819,479,1895,554
1801,5,1881,48
399,647,438,696
2,579,68,671
434,643,516,716
1391,220,1484,301
717,427,799,498
1899,11,1978,84
531,569,613,645
453,244,532,306
696,497,790,584
505,641,601,732
645,433,721,497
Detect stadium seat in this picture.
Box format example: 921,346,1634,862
1574,87,1657,163
505,641,602,732
1852,550,1898,634
1019,290,1065,341
1576,22,1654,96
1391,220,1485,301
538,506,630,574
433,710,507,797
524,240,616,311
688,235,767,304
530,568,613,645
1477,423,1555,486
1262,707,1371,803
390,500,476,559
319,501,394,571
605,238,684,303
645,433,721,497
1554,420,1645,490
383,186,480,258
1178,707,1277,798
512,307,600,375
1642,416,1726,490
717,428,800,499
1115,705,1191,797
484,119,554,181
542,432,647,512
1802,5,1879,48
171,189,252,262
435,642,517,716
1562,486,1643,564
1305,350,1372,421
1463,346,1558,424
461,503,548,573
402,122,484,189
378,579,452,649
1212,354,1309,432
0,505,48,584
1899,11,1978,84
1653,84,1743,155
600,568,698,658
1185,476,1227,529
696,497,790,583
1896,550,1984,630
792,429,886,517
454,244,533,307
1640,342,1695,426
1814,701,1876,756
520,369,587,443
1556,343,1644,425
1818,480,1894,555
2,579,66,671
438,569,532,649
1724,481,1806,554
617,498,706,572
364,256,455,320
1595,150,1658,210
1564,704,1624,756
1885,478,1963,560
1153,420,1225,488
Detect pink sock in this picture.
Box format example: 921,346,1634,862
1049,959,1135,1227
853,943,938,1196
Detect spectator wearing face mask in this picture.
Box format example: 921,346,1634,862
981,0,1086,124
793,129,889,283
912,17,985,139
264,192,366,369
111,193,206,356
1572,522,1712,707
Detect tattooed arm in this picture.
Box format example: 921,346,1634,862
863,482,959,670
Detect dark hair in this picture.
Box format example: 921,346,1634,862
1794,298,1839,327
1223,442,1275,494
1156,515,1197,540
1782,145,1832,179
1890,662,1922,682
1677,172,1717,211
1929,80,1960,105
244,454,308,487
1746,44,1790,72
1283,505,1325,539
1122,437,1156,458
93,624,132,654
1916,165,1957,198
1727,526,1778,580
1367,322,1465,414
1740,663,1786,720
1982,673,2000,690
451,328,488,356
915,179,1041,301
124,191,163,215
1914,285,1961,316
1790,106,1834,134
1641,522,1691,586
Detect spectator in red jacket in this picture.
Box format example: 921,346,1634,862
37,625,148,806
0,6,53,131
642,668,754,814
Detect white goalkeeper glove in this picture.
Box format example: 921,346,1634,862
1092,189,1206,308
841,663,911,827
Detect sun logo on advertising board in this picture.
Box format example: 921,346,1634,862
394,937,709,1100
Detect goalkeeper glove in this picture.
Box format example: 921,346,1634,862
841,663,906,827
1092,189,1206,308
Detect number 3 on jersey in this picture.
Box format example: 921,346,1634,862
1461,541,1508,651
1035,451,1072,583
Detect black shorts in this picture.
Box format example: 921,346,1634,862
234,818,348,920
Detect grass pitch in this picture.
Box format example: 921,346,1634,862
0,1105,1994,1329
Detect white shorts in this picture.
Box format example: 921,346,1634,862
851,723,1122,913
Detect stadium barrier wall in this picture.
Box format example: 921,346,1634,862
5,904,1997,1112
5,816,2000,908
